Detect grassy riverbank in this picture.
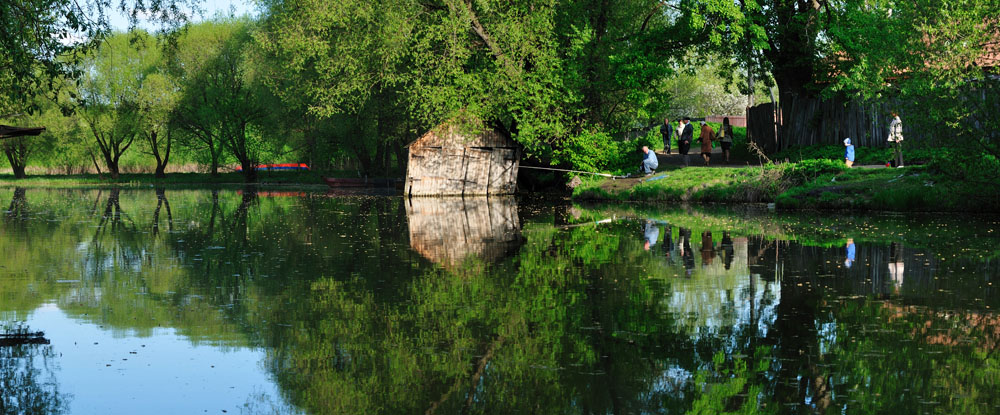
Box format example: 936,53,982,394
572,161,998,212
0,171,328,188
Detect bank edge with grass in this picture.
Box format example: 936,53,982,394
572,160,998,212
0,171,328,188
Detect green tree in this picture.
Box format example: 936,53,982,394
1,98,62,178
0,0,195,116
77,32,165,178
254,0,752,172
714,0,999,155
819,0,1000,202
172,19,271,181
136,72,179,177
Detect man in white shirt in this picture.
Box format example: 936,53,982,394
888,112,904,167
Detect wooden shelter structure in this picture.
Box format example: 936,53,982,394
0,125,45,139
406,196,521,269
405,122,520,196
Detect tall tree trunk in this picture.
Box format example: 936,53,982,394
11,164,26,179
106,157,120,180
88,151,103,176
394,144,407,176
210,147,220,176
3,142,28,179
149,130,171,178
240,159,258,183
154,164,167,178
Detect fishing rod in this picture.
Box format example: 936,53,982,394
518,165,626,179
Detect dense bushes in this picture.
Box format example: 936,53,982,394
553,129,660,175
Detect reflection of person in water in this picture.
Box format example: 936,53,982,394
720,232,735,270
844,238,856,268
700,231,716,266
643,220,660,251
660,225,674,261
679,228,694,276
889,242,905,292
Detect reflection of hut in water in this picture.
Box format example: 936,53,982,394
406,197,522,268
405,121,520,196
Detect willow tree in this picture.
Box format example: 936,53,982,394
137,73,178,178
78,32,167,179
172,19,273,181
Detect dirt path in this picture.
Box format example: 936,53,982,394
654,146,744,167
653,148,887,169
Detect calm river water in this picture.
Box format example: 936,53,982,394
1,187,998,414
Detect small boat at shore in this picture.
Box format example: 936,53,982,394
323,177,401,188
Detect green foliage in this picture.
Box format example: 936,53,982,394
788,159,847,179
0,0,195,115
77,31,168,178
170,19,277,181
552,129,660,175
254,0,756,171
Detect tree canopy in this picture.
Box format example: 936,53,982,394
2,0,998,179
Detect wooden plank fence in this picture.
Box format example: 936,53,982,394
747,95,920,153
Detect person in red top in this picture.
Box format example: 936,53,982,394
697,121,715,166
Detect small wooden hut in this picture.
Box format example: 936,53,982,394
405,121,520,196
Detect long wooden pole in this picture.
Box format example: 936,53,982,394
518,165,625,178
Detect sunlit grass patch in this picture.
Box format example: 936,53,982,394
574,162,988,212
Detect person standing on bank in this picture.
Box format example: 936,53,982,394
660,117,672,154
888,111,904,167
844,137,855,168
698,121,715,166
679,117,694,166
718,117,734,163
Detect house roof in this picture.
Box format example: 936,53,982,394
977,34,1000,69
407,118,516,149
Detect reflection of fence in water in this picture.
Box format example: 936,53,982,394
405,197,521,268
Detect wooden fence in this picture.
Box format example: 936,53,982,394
747,95,912,153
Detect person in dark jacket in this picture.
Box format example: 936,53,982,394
659,117,672,154
718,117,734,163
679,117,694,166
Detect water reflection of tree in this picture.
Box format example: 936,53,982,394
4,187,28,224
246,216,709,414
0,324,67,415
5,191,1000,413
81,188,142,284
151,187,173,236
